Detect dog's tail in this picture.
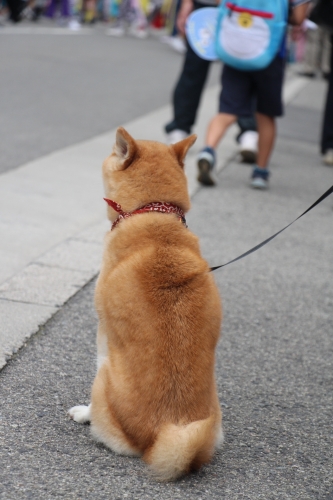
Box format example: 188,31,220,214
144,415,222,481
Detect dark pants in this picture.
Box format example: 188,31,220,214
45,0,70,18
321,36,333,154
6,0,25,22
165,2,211,135
237,116,257,140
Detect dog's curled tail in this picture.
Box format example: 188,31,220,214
145,415,220,482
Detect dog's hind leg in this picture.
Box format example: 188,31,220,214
90,362,141,457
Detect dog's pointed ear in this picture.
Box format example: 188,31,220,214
170,134,197,168
113,127,138,170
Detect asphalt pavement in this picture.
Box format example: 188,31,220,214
0,22,333,500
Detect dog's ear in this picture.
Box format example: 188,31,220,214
113,127,138,170
170,134,197,168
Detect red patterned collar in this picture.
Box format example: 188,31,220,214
104,199,187,231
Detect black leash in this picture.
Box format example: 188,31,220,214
210,185,333,272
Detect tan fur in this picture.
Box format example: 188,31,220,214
76,127,223,480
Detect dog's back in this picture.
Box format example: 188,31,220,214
79,128,222,480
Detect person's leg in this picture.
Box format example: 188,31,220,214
6,0,24,21
205,113,237,149
321,36,333,162
165,43,211,136
300,28,318,76
45,0,56,18
197,64,252,186
237,114,258,163
321,29,331,78
196,113,236,186
250,56,284,189
237,115,257,135
61,0,70,18
256,113,276,169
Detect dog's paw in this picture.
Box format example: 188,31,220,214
68,404,91,424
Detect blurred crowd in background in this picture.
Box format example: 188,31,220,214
0,0,330,80
0,0,187,44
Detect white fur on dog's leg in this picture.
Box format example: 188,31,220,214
215,426,224,450
68,404,91,423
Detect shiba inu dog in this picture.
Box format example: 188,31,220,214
69,127,223,481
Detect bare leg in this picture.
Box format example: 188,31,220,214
205,113,237,149
256,113,276,169
198,113,237,186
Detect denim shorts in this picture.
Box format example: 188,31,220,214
219,55,285,118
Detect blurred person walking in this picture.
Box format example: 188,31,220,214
164,0,258,162
106,0,149,37
45,0,70,20
6,0,26,21
164,0,219,145
321,34,333,164
81,0,97,23
45,0,81,27
161,0,187,53
298,23,331,78
196,0,310,189
299,0,333,164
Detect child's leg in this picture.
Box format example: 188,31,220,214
256,113,276,169
197,112,236,186
207,64,252,150
205,113,237,149
250,56,284,189
197,64,252,186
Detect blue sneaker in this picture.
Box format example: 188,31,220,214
251,166,270,189
197,147,216,186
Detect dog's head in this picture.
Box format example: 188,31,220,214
102,127,196,222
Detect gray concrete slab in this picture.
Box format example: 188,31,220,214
0,263,92,307
0,299,56,368
72,220,110,244
36,238,102,274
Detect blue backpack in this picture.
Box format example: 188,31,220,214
215,0,288,71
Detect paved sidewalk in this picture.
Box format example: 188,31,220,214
0,74,332,499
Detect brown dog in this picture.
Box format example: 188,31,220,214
69,127,223,481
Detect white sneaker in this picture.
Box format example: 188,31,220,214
106,26,125,37
166,129,188,145
68,19,81,30
323,149,333,166
129,25,148,39
160,35,186,54
169,36,187,54
239,130,258,163
197,148,216,186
